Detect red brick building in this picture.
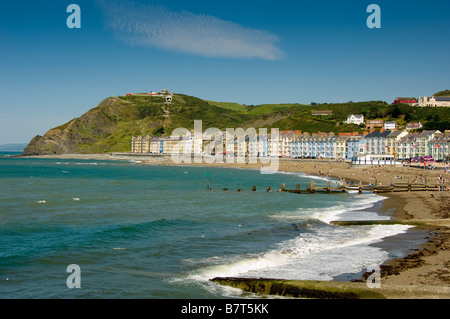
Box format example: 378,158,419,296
393,97,417,105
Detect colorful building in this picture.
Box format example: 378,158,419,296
393,97,417,105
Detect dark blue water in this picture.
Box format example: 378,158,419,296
0,157,411,298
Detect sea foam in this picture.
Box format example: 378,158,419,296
188,192,407,283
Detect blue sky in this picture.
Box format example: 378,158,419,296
1,0,449,145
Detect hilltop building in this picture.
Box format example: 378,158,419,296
418,96,450,107
393,97,417,105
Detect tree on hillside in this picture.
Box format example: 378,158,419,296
391,106,401,118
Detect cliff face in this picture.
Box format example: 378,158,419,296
23,96,163,155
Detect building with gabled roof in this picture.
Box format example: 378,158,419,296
366,120,384,130
384,121,398,130
406,122,423,131
418,95,450,107
386,130,408,156
431,134,450,161
359,130,391,155
345,114,364,125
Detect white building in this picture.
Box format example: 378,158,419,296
396,130,441,159
396,134,416,160
418,96,450,107
291,134,336,159
430,134,450,161
345,114,364,125
352,154,402,166
384,121,398,130
280,131,295,157
334,136,349,160
386,130,408,156
131,136,150,153
414,130,440,157
406,122,423,131
360,130,391,155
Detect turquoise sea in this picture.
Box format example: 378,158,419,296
0,153,415,299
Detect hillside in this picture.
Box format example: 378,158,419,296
23,94,252,155
434,90,450,97
23,93,450,155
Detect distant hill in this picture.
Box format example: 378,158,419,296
22,93,450,155
0,143,28,152
434,90,450,97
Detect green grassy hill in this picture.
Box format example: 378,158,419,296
23,93,450,155
205,100,247,112
434,90,450,97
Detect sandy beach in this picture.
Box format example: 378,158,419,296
24,153,450,297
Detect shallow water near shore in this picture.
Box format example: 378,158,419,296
0,156,415,298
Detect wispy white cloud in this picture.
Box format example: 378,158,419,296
96,0,284,60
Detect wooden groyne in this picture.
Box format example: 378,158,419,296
218,181,448,194
281,181,345,194
215,178,447,195
279,180,448,195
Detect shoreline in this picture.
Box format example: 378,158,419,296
19,153,450,297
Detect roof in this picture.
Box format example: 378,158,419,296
415,130,439,138
435,96,450,101
398,134,416,142
364,131,377,138
432,136,450,142
365,130,391,139
348,114,364,118
366,119,384,123
386,131,404,138
349,135,363,141
286,131,295,137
